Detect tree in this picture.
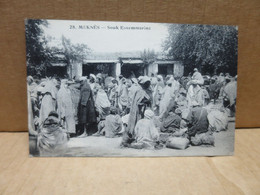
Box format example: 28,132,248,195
61,36,91,78
163,24,238,76
140,49,158,63
25,19,49,76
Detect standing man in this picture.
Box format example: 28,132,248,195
77,79,97,137
121,76,152,147
191,68,204,85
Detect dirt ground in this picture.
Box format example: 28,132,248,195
63,121,235,157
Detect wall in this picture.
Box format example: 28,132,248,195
147,62,158,76
0,0,259,131
174,62,184,78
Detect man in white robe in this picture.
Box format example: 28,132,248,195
130,109,159,149
57,80,76,134
39,79,58,126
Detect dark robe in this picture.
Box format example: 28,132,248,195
186,107,209,137
160,112,181,133
208,82,220,100
78,80,97,125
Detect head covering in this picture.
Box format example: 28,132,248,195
157,75,165,88
107,82,114,88
225,76,231,81
175,108,182,114
41,80,57,99
138,76,144,82
40,80,47,87
194,68,198,72
179,88,186,95
37,86,45,94
52,78,60,88
225,73,230,77
112,79,118,84
139,76,150,84
79,76,87,81
89,74,96,81
166,77,174,85
131,78,138,84
48,111,59,118
165,75,171,80
96,73,102,79
157,75,163,81
110,106,117,114
191,100,199,107
144,109,154,119
190,80,198,85
27,76,34,83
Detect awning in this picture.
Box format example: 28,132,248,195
121,59,144,64
83,59,118,64
155,60,176,65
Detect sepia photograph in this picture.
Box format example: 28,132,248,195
26,19,238,157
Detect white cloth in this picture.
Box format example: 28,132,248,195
133,118,159,148
159,85,175,116
207,110,229,132
39,80,57,125
187,85,204,108
223,81,237,106
191,72,204,85
57,83,76,133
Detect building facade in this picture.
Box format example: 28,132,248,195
66,58,184,79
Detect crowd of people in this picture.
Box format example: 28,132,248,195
27,68,237,155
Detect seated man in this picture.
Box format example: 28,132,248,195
129,109,159,149
95,107,122,138
37,111,69,156
160,107,182,134
186,101,214,146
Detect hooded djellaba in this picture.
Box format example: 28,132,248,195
37,111,69,156
39,79,59,125
57,80,76,135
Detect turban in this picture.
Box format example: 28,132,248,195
175,108,182,114
89,74,96,81
139,76,151,84
144,109,154,119
191,101,199,107
131,78,138,84
157,75,163,81
179,88,187,95
110,107,117,114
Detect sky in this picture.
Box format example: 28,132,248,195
42,19,169,53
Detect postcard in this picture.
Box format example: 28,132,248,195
26,19,238,157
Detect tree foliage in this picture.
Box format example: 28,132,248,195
61,36,91,78
25,20,91,78
61,36,91,63
25,19,49,76
163,24,238,76
140,49,158,63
